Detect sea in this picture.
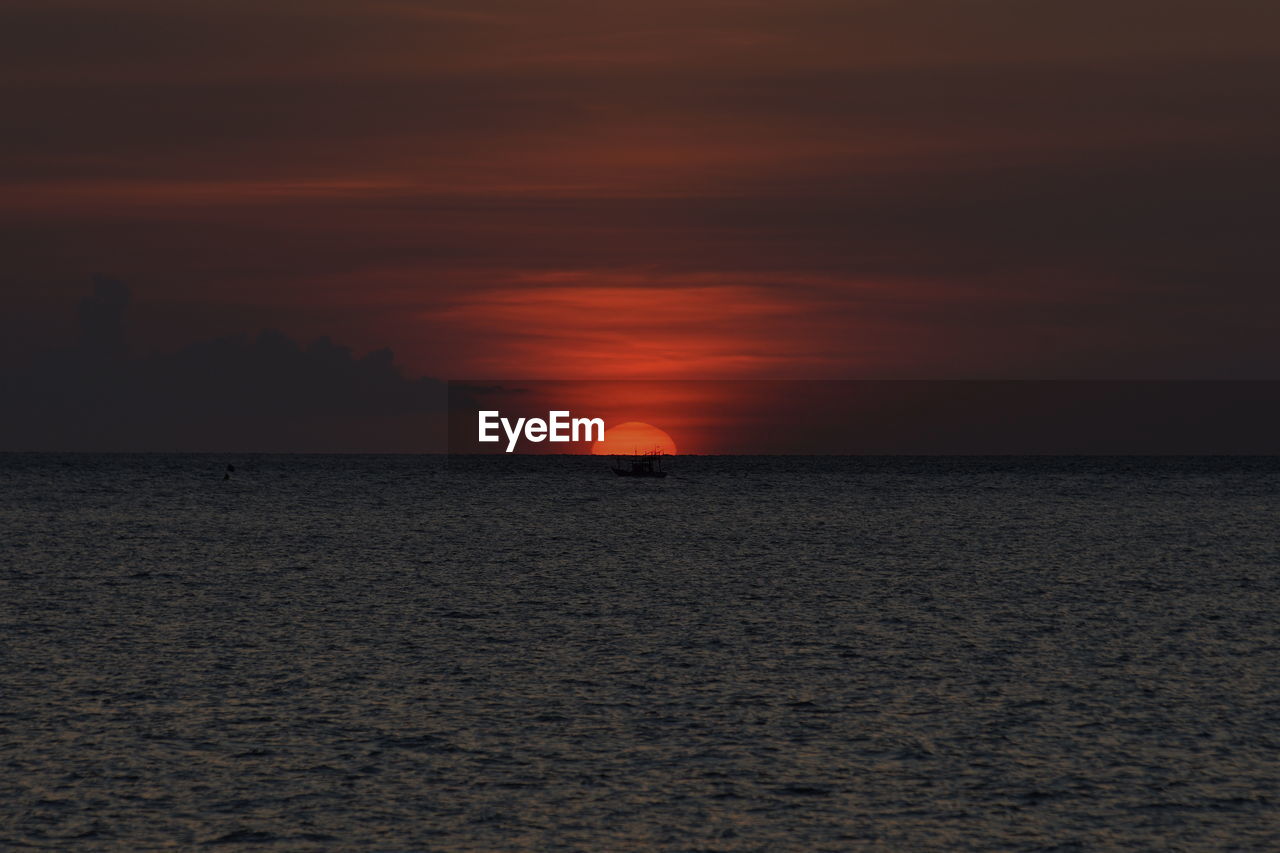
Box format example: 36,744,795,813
2,454,1278,850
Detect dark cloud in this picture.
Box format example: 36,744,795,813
1,280,446,451
72,275,131,361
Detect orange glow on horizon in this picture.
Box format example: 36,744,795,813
432,278,851,380
592,421,678,456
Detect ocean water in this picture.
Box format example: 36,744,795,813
2,454,1278,850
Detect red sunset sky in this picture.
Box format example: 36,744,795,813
2,0,1278,450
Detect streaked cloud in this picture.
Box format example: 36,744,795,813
1,0,1277,386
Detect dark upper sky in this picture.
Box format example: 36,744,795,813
2,1,1279,448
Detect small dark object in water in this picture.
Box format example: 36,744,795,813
611,450,668,478
226,464,235,473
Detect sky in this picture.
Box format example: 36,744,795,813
2,0,1278,449
448,380,1280,455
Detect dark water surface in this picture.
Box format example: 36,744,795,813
2,454,1278,850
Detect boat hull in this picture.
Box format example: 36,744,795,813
611,468,667,478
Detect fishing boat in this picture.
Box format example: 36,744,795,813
611,449,668,478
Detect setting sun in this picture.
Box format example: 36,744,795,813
592,421,677,456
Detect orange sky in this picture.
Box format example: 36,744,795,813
2,0,1279,450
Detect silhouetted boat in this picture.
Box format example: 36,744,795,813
611,450,668,478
